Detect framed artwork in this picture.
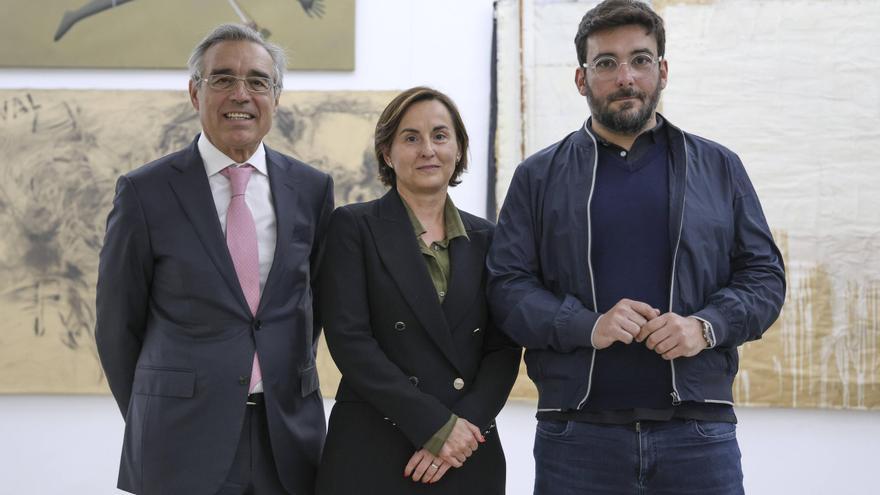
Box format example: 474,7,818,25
0,0,354,70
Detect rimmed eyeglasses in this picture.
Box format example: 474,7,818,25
581,53,662,81
197,74,277,94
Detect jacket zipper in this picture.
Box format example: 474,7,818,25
668,130,689,406
667,132,737,407
576,122,600,411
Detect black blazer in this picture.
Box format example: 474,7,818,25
96,137,333,495
316,189,520,495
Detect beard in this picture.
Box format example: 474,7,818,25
585,79,662,135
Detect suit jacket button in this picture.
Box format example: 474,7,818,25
409,376,419,387
239,376,248,385
453,378,465,390
253,319,262,331
394,321,406,331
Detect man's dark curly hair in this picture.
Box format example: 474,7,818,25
574,0,665,66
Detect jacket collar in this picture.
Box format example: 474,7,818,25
580,113,689,261
442,218,488,332
197,132,268,176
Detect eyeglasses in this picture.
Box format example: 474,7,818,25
197,74,276,94
581,53,662,80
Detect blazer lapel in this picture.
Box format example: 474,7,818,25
258,147,297,314
366,190,464,374
168,138,250,316
441,224,488,332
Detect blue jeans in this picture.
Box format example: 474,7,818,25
533,419,743,495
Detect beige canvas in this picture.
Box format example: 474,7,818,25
0,88,395,394
662,0,880,410
0,0,354,70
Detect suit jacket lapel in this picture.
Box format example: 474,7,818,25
441,223,487,332
259,147,296,313
366,190,464,374
168,138,250,316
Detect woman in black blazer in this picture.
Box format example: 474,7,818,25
315,87,520,494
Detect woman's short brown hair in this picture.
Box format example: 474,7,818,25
374,86,469,188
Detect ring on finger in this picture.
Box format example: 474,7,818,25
430,463,440,469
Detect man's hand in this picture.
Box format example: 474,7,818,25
592,298,660,349
404,449,451,484
636,313,707,360
437,417,484,467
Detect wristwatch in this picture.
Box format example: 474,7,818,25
698,318,715,348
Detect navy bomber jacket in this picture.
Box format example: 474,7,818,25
487,115,785,412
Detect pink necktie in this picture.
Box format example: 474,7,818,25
221,165,262,393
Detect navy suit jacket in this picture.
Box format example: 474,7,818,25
96,136,333,495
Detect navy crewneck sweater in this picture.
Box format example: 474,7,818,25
586,127,673,412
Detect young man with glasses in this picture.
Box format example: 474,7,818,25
96,23,333,495
487,1,785,493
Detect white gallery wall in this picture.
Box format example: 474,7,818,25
0,1,877,493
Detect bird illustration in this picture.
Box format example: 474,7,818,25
298,0,325,18
53,0,136,42
53,0,326,42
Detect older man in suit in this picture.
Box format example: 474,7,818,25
96,24,333,495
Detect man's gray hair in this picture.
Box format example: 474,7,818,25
187,23,287,91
